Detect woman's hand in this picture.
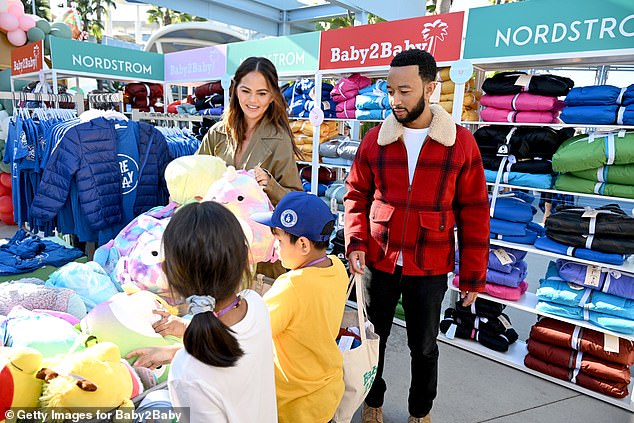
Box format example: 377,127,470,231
125,345,181,370
152,309,189,338
254,165,271,189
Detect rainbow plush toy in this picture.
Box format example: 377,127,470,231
204,166,277,264
0,347,44,423
37,342,141,422
164,155,227,204
80,290,181,383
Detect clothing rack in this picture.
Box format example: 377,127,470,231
87,92,124,112
131,110,203,123
0,91,84,113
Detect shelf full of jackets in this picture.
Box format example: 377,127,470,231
283,76,393,121
440,296,519,353
561,84,634,125
525,317,634,399
124,83,164,113
436,67,481,122
0,109,205,244
479,72,573,124
166,81,225,119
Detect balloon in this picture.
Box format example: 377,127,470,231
0,195,12,214
51,21,71,38
35,18,50,34
0,11,19,32
0,212,16,225
0,0,7,13
6,1,23,17
0,173,11,188
18,13,34,31
26,25,44,41
7,29,26,46
0,184,9,197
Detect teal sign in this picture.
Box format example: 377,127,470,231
226,32,320,74
50,38,164,81
464,0,634,59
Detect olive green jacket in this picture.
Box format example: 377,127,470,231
196,119,302,205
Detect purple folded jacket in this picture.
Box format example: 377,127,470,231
556,259,634,300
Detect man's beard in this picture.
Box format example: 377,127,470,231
392,95,426,123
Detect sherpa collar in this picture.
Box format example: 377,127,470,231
377,104,456,147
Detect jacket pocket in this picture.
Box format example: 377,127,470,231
415,211,456,269
369,202,395,262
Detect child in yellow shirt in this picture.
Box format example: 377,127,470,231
253,191,349,423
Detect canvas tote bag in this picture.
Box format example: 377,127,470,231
332,274,380,423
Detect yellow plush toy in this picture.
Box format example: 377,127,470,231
0,347,44,423
164,154,227,204
37,342,140,421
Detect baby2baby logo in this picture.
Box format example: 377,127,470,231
320,12,464,69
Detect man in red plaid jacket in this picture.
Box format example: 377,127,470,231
344,49,489,423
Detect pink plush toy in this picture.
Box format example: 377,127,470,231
204,166,277,264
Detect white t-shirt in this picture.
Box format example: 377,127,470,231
398,126,429,266
168,290,277,423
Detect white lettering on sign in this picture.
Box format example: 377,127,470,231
169,62,216,77
71,55,153,75
118,154,139,195
495,14,634,47
239,51,305,68
329,39,435,65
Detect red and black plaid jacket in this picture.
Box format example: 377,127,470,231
344,105,489,292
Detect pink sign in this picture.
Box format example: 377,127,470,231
164,45,226,82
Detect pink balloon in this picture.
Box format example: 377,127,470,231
0,0,7,14
7,29,26,46
6,2,23,17
0,12,19,32
18,13,34,31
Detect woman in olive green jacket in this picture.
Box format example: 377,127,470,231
196,57,302,206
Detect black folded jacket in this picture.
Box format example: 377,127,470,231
482,157,553,174
474,126,574,160
455,297,506,319
449,307,517,337
482,72,574,97
546,204,634,237
440,311,518,352
546,231,634,255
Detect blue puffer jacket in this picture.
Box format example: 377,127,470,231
31,118,169,231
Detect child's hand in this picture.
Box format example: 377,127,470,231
126,345,181,370
152,309,189,338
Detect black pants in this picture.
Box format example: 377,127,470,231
363,266,448,418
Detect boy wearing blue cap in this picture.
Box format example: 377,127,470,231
252,191,348,423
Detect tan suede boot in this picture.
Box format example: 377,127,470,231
361,403,383,423
408,414,431,423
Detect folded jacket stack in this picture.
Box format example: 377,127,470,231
355,79,393,120
525,317,634,398
536,261,634,335
330,73,372,120
318,135,359,166
124,83,164,113
290,120,339,162
475,125,574,189
487,191,543,245
481,72,573,124
284,79,336,118
556,259,634,301
435,68,481,122
453,248,528,301
561,84,634,125
322,180,346,212
192,82,224,117
297,164,337,197
552,131,634,199
440,297,519,352
191,117,218,141
166,95,194,114
543,204,634,256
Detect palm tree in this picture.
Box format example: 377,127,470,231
75,0,116,43
147,6,206,27
20,0,51,20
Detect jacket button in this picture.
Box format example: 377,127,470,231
439,224,445,231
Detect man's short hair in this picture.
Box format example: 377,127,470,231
390,49,437,83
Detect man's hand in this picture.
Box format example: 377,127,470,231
348,251,366,275
152,309,189,338
460,291,479,307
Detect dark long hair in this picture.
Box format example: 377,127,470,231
223,56,301,158
162,201,251,367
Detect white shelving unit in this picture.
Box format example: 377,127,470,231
449,46,634,410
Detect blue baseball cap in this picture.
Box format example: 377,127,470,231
251,191,336,242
